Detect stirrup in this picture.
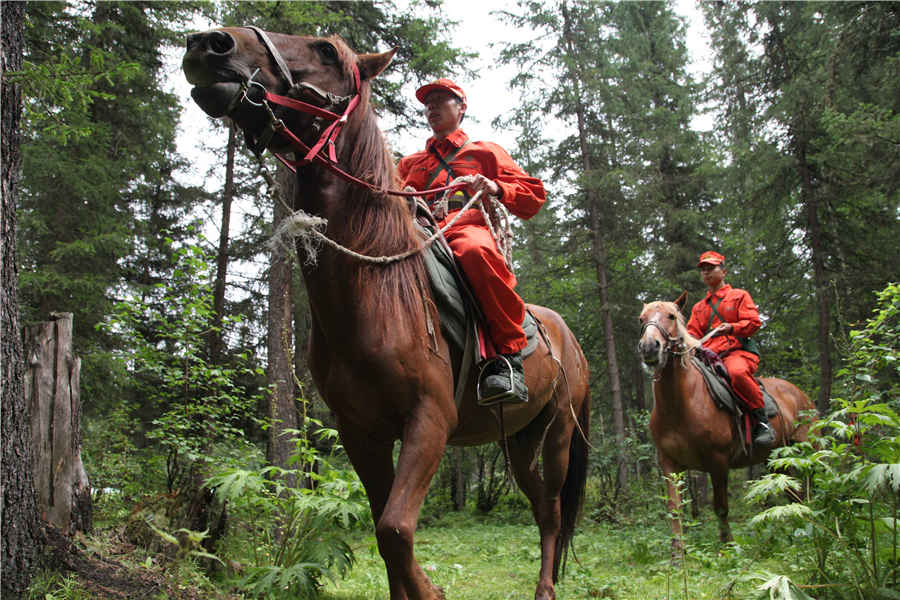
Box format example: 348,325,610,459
753,422,776,447
476,355,527,406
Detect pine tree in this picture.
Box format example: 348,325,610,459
702,1,900,410
498,0,709,493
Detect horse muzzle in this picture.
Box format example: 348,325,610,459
638,337,664,367
183,30,254,118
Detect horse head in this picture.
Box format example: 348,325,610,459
638,292,689,369
182,27,394,156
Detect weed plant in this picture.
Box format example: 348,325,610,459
745,283,900,599
206,421,370,599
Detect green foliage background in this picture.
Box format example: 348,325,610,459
12,1,898,598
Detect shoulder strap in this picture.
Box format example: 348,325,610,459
705,296,725,332
424,140,470,190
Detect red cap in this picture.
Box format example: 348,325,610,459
697,251,725,266
415,78,466,104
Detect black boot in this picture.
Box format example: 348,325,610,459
752,408,776,447
478,352,529,406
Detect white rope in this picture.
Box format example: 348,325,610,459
270,189,485,265
262,163,514,269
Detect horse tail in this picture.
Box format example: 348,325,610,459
554,386,590,582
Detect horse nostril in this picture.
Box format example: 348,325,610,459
186,30,235,55
207,30,235,55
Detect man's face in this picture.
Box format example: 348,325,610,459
699,262,725,288
424,90,465,137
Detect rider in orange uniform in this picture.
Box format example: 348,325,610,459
686,251,775,446
397,78,546,404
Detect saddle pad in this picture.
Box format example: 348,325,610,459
419,222,538,359
691,355,778,418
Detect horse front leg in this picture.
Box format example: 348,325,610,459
659,454,685,557
710,468,733,543
375,406,451,600
338,428,409,598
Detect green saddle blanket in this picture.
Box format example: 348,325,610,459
691,355,778,419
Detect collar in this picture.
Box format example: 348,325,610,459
426,129,469,153
705,283,732,302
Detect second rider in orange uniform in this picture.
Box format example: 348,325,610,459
686,251,775,446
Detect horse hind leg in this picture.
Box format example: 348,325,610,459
507,399,588,600
508,430,564,600
710,468,733,543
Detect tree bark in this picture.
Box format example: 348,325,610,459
266,166,300,488
25,313,92,534
2,3,44,595
210,124,237,362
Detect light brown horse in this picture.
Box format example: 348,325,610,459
182,28,590,600
638,294,813,548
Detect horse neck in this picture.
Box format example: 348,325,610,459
291,113,429,336
653,353,701,419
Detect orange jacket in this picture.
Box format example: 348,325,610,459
397,129,545,219
686,284,761,356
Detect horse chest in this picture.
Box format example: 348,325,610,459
653,417,731,470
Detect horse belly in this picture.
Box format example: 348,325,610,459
657,427,730,472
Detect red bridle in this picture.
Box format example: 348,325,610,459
240,28,465,199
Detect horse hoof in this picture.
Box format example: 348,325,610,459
534,583,555,600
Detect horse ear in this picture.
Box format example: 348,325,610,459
357,48,396,81
674,291,687,311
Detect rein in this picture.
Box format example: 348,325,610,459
234,27,466,199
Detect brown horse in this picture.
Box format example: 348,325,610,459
638,295,813,548
182,28,590,600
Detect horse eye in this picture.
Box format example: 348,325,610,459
667,314,676,320
315,42,339,63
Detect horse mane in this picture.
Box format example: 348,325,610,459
329,37,429,319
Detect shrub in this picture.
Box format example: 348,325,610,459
207,422,369,599
745,283,900,599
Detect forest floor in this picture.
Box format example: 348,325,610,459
32,525,225,600
321,493,812,600
29,481,813,600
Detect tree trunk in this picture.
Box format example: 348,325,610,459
24,313,92,535
799,152,832,414
210,123,237,363
687,471,708,518
266,166,300,488
561,1,628,491
2,4,44,594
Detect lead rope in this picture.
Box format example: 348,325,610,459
267,174,485,265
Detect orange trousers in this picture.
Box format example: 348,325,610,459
722,350,763,410
440,210,526,355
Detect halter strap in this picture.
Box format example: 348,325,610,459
227,33,467,199
640,318,690,359
245,26,294,87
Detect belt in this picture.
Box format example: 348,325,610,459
428,191,470,212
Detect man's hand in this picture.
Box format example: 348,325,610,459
710,323,733,337
466,174,501,198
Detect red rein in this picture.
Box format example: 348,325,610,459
261,65,464,199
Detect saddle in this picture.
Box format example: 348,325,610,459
692,349,778,449
413,202,539,406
